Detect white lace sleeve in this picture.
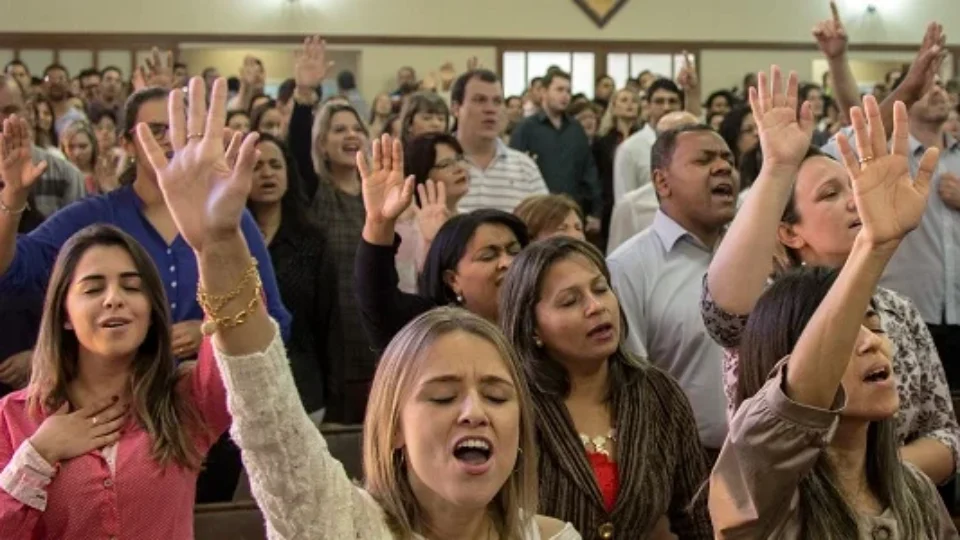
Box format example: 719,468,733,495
212,320,391,539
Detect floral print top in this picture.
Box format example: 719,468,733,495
700,276,960,477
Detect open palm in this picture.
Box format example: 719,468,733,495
295,35,335,90
417,180,451,243
0,116,47,196
749,66,815,168
135,77,259,252
358,134,414,224
837,96,936,246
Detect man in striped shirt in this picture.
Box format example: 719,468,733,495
451,69,549,214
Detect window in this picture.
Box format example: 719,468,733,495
501,51,596,98
607,53,691,90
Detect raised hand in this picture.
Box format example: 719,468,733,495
240,56,262,88
29,397,127,464
812,1,848,60
138,48,175,90
836,96,937,246
0,116,47,207
749,66,815,169
357,133,415,225
896,23,946,102
417,179,451,243
135,77,260,253
294,35,335,91
676,51,699,92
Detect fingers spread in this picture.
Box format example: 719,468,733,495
206,78,228,142
233,132,261,183
890,101,910,157
392,137,404,173
915,147,941,198
186,77,208,141
862,95,887,158
757,70,771,114
136,123,170,173
168,87,187,150
849,106,872,160
835,132,861,177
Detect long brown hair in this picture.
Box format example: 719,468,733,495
363,307,539,539
28,225,206,470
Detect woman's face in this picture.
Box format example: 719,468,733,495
257,108,286,140
322,110,368,168
227,113,251,135
806,88,825,117
65,131,94,169
399,330,521,511
410,110,446,138
505,98,523,124
945,109,960,140
575,109,598,139
778,156,859,267
611,90,639,121
445,223,522,321
95,116,117,152
64,245,152,362
839,309,898,420
374,94,393,117
250,140,288,205
595,77,615,101
638,72,656,90
709,95,731,116
737,114,758,156
127,99,171,174
537,210,584,242
430,143,469,204
534,254,620,366
36,102,53,132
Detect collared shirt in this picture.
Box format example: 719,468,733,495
25,146,86,219
457,139,549,214
822,130,960,325
509,112,601,216
607,209,728,448
0,185,291,339
0,339,231,540
612,124,656,201
606,184,659,255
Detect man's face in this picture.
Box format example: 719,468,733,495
397,68,417,90
45,68,70,101
454,77,503,141
6,65,30,92
80,74,101,101
543,77,571,115
647,88,682,127
911,79,952,126
655,130,740,232
101,69,123,100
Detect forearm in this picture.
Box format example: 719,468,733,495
826,54,859,125
880,84,922,139
197,233,274,357
684,90,703,118
901,438,955,485
362,219,396,247
786,236,894,408
0,192,27,275
707,163,796,315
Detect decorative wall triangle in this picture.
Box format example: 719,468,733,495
572,0,629,28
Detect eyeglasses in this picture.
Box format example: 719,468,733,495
127,122,170,140
432,154,466,170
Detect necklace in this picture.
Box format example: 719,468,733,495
580,429,617,458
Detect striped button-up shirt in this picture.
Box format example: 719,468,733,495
457,139,549,214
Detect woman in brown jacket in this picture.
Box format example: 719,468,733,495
500,236,711,540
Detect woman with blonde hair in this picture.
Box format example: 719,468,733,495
593,89,642,251
369,92,395,137
134,75,579,539
288,37,378,423
513,194,584,242
59,120,118,195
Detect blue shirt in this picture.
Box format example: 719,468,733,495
0,185,291,340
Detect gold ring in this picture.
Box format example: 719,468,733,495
91,416,99,426
859,155,874,165
187,133,203,140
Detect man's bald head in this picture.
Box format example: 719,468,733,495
656,111,699,134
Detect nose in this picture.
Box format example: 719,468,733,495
457,391,490,427
855,325,884,356
711,157,733,176
498,250,515,270
102,284,126,309
584,291,606,316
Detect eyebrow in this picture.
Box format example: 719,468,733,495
77,271,141,283
421,374,515,388
553,273,604,296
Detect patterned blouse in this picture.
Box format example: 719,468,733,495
700,277,960,472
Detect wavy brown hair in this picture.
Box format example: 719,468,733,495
27,225,207,470
363,307,539,539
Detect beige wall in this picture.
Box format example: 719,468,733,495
2,0,956,45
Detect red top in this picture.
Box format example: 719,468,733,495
0,339,230,540
586,450,619,512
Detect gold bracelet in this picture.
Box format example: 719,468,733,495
196,258,259,314
0,197,29,215
200,279,263,336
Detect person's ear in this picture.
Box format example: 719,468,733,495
777,222,806,251
443,269,460,299
652,168,671,201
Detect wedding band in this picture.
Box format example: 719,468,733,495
859,155,874,165
91,416,99,426
187,133,203,140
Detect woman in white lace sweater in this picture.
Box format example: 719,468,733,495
134,74,579,540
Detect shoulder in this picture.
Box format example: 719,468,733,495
607,228,656,264
533,515,579,539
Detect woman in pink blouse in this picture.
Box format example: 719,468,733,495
0,117,229,540
709,85,957,538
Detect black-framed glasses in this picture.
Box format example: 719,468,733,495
433,154,466,170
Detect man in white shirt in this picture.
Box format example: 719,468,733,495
607,111,699,253
608,124,739,455
612,78,684,201
453,69,549,214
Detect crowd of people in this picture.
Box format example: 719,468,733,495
0,1,960,538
